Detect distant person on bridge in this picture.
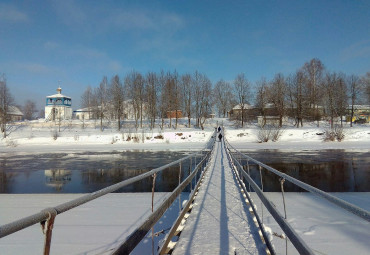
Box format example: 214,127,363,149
218,126,221,132
218,133,223,141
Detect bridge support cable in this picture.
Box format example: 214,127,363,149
228,149,315,255
0,132,216,255
225,140,370,223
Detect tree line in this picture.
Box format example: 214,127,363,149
81,59,370,130
80,71,216,131
1,58,370,137
254,59,370,128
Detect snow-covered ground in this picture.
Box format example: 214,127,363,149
1,193,368,254
0,193,185,255
1,118,369,254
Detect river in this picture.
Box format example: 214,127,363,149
1,149,369,193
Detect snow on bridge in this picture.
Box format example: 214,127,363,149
171,139,267,254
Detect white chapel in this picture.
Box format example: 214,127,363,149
45,87,72,121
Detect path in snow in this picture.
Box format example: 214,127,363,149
172,139,266,255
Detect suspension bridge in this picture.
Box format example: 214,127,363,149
1,131,369,254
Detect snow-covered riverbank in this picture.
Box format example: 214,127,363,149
1,118,369,154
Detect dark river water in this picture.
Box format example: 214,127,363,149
240,149,370,192
0,151,196,194
0,150,369,193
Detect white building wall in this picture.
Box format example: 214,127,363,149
45,105,72,120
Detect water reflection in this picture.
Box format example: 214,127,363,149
0,151,194,194
45,170,72,191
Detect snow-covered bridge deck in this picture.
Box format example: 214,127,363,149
172,140,266,255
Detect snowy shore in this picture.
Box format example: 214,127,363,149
1,118,369,154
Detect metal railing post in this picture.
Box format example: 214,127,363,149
40,208,57,255
247,160,250,192
151,173,157,255
259,165,264,223
179,162,182,213
190,157,193,191
280,178,288,255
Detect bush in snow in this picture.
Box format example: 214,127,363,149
51,130,58,140
257,125,283,142
5,139,18,147
270,125,284,142
334,125,345,141
324,125,345,142
257,126,271,143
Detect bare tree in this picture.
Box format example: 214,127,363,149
361,72,370,104
181,73,193,128
23,100,37,120
0,74,14,138
287,70,305,127
233,73,251,127
322,72,340,128
168,71,181,129
198,73,212,130
255,77,270,127
125,71,145,129
95,76,109,131
213,79,234,117
269,73,287,127
157,70,167,130
81,85,93,119
193,71,202,128
146,72,159,130
161,71,180,129
334,74,348,127
110,75,124,131
173,71,181,129
347,74,362,127
302,58,325,126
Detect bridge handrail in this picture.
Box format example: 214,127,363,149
225,140,370,222
0,147,212,240
228,150,314,255
112,145,213,254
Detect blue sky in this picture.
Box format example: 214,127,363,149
1,0,369,110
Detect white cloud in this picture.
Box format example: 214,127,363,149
69,48,106,59
44,41,60,50
109,61,123,73
106,9,185,33
0,3,28,23
15,63,54,74
50,1,185,34
340,40,370,62
109,10,156,30
51,0,86,26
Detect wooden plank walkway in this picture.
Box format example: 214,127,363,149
172,139,266,255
